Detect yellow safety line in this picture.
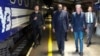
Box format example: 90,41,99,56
48,24,53,56
26,24,53,56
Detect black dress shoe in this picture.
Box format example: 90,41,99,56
75,49,78,53
89,42,92,45
79,52,83,56
60,51,64,55
33,43,38,48
33,44,37,48
87,44,90,47
58,49,61,53
87,41,92,47
37,42,41,45
65,39,68,41
87,42,91,47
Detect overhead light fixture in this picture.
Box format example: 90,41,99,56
50,7,54,9
42,5,49,9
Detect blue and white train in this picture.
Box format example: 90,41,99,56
0,0,34,41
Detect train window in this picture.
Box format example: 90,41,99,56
18,0,22,6
10,0,16,4
24,0,29,7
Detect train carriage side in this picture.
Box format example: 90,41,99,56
0,0,34,55
0,0,34,41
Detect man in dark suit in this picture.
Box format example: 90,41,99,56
71,4,86,56
85,6,97,47
0,19,2,33
0,19,2,40
30,5,45,48
52,4,68,55
63,6,69,41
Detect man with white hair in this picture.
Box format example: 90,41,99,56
71,4,86,56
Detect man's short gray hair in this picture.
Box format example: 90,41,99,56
75,4,81,8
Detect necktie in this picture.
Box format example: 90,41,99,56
89,13,93,23
89,14,91,23
91,13,93,23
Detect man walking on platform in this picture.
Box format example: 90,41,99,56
30,5,45,48
71,4,86,56
52,4,69,55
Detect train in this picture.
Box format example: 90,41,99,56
0,0,34,41
0,0,99,42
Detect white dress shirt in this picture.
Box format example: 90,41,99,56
87,12,93,23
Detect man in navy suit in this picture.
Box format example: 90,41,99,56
71,4,86,56
63,6,69,41
0,19,2,40
0,19,1,33
52,4,68,55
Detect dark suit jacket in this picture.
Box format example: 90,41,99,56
30,12,45,28
71,12,86,32
0,19,2,33
52,10,68,32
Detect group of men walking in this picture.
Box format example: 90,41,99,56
52,4,97,56
30,3,97,56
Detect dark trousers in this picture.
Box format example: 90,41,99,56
86,24,93,44
33,26,42,44
65,32,67,40
55,30,65,51
0,28,1,33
